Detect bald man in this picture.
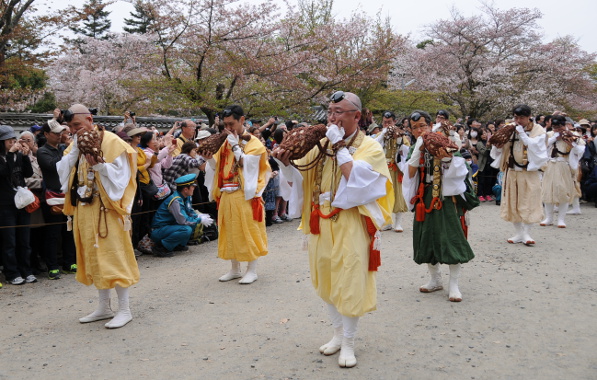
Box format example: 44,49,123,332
57,104,139,329
173,119,197,156
274,91,393,368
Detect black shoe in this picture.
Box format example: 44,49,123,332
496,201,501,206
152,242,174,257
174,245,189,252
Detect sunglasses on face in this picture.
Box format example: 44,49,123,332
410,112,423,122
330,91,361,110
63,110,91,123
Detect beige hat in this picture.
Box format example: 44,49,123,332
578,119,591,126
367,122,379,133
195,130,211,141
48,119,67,134
123,125,148,137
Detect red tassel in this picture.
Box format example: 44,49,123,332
397,172,403,182
365,217,381,271
252,197,264,222
368,249,381,271
460,212,468,238
310,203,321,235
416,201,426,222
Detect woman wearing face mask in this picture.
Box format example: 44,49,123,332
467,127,481,164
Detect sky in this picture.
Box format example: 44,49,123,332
95,0,597,54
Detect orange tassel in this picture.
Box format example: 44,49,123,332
310,203,321,235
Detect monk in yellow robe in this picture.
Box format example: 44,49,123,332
274,92,393,368
58,104,139,329
202,105,270,285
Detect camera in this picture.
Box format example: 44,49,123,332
129,111,136,117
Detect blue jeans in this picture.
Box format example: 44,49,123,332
0,206,32,281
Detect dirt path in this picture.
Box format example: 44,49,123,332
1,202,596,379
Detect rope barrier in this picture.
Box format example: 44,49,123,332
0,200,217,230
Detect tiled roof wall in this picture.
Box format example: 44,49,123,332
0,113,208,132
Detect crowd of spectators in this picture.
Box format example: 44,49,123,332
1,106,596,288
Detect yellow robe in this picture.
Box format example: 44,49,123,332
63,130,139,289
211,135,270,261
296,136,393,317
385,136,410,213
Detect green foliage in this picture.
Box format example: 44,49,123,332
27,92,57,113
365,89,452,120
69,0,112,40
124,1,155,34
416,39,434,49
4,63,47,90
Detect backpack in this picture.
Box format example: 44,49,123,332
192,222,219,243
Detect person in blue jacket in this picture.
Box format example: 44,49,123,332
151,173,213,256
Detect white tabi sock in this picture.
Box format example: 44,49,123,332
79,289,113,323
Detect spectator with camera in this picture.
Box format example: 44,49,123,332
172,120,197,156
37,120,77,279
19,131,46,274
0,125,35,285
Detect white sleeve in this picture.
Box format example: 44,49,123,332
490,145,503,169
277,161,304,219
526,134,549,171
57,146,80,194
569,141,586,171
92,152,131,201
442,156,467,196
373,130,386,144
332,160,387,209
204,158,216,201
402,168,418,212
243,154,265,200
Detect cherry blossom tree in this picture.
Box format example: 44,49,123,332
391,3,597,120
117,0,402,122
47,33,161,114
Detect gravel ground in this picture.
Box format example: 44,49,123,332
1,201,596,379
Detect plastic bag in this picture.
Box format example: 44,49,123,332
14,186,35,209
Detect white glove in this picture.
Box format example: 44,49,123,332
207,157,216,170
547,132,559,146
199,213,214,227
516,125,530,145
336,147,352,166
326,124,345,144
232,146,244,161
226,133,239,147
407,136,424,167
70,134,79,154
